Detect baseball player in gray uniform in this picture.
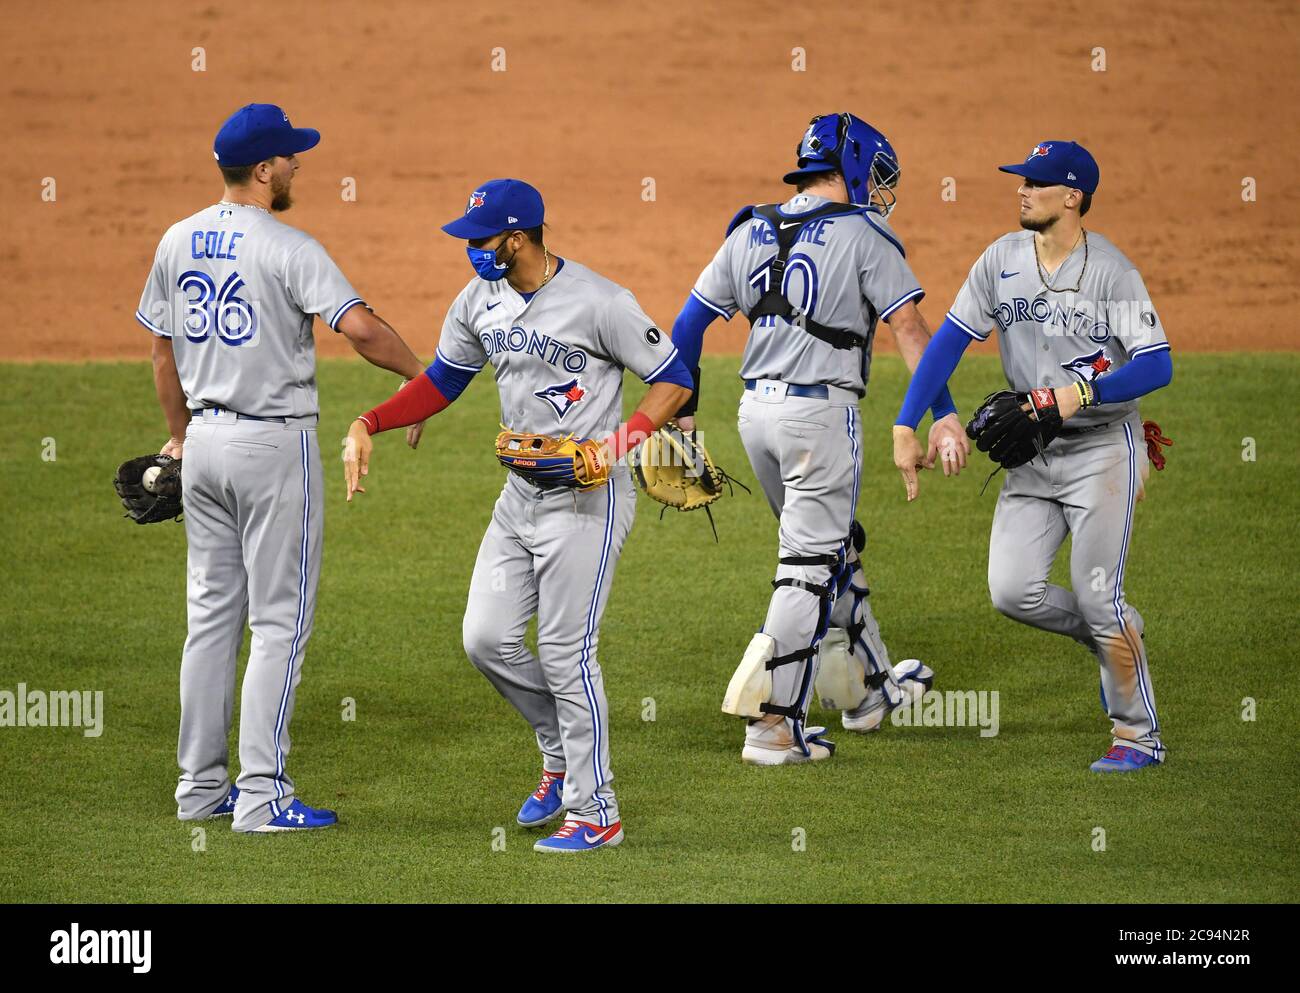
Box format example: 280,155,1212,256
670,113,968,765
342,179,693,852
138,104,427,831
893,140,1173,772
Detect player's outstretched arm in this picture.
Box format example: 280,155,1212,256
336,305,429,450
667,294,720,433
891,315,976,501
342,356,478,502
336,306,425,380
885,302,970,481
595,380,693,479
150,334,190,459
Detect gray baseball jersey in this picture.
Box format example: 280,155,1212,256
946,229,1170,428
136,202,364,417
443,258,672,827
139,201,356,829
952,228,1168,761
690,193,924,394
434,259,680,440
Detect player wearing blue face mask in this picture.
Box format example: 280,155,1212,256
342,178,694,852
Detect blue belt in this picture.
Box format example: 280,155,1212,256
191,407,287,423
744,380,829,400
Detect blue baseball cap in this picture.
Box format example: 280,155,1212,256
998,141,1099,194
213,104,320,167
441,179,545,240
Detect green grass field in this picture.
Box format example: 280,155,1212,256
0,354,1296,903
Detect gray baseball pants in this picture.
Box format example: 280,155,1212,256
988,415,1164,760
462,470,635,827
174,409,324,830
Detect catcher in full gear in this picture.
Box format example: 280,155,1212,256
341,179,693,852
667,113,958,765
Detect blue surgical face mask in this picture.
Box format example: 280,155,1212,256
467,236,516,281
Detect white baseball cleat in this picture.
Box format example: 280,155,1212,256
741,715,836,765
841,659,934,733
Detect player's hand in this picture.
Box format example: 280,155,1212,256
406,420,426,450
160,437,184,460
927,413,970,477
1052,386,1082,421
893,425,927,502
675,415,696,434
342,420,372,502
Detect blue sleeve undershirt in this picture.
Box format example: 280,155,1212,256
894,321,1173,428
895,318,972,429
1093,348,1173,404
646,350,695,389
670,294,717,372
425,355,477,402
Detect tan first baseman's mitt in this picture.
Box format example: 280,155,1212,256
631,422,747,539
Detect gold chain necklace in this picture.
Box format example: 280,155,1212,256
1034,229,1088,293
539,248,552,287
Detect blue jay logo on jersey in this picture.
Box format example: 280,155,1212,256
534,378,587,419
1061,348,1113,383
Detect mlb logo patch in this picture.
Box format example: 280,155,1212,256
534,378,587,419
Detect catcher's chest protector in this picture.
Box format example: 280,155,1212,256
747,203,875,352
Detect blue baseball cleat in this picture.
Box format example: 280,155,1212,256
240,798,338,832
209,786,239,818
517,769,565,828
1090,745,1158,773
533,819,623,853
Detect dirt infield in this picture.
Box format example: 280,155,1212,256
4,0,1297,362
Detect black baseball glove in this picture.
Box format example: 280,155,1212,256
965,389,1063,470
114,454,183,524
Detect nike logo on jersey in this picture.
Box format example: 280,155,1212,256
1000,270,1019,279
779,221,801,230
486,301,502,310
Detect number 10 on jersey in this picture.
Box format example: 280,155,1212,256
749,254,820,328
177,270,259,345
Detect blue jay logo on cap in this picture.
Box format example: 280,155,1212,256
1028,143,1052,160
467,191,486,212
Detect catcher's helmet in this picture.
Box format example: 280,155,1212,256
783,113,901,216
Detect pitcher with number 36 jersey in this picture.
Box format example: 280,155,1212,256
136,103,427,833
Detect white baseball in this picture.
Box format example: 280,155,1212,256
142,466,163,493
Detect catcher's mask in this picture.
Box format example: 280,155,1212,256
782,112,901,216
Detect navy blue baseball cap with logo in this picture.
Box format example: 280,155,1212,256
442,179,545,240
999,140,1099,194
213,104,321,167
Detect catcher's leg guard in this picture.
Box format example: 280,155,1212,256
721,633,778,719
824,524,909,714
765,551,840,757
814,628,868,711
